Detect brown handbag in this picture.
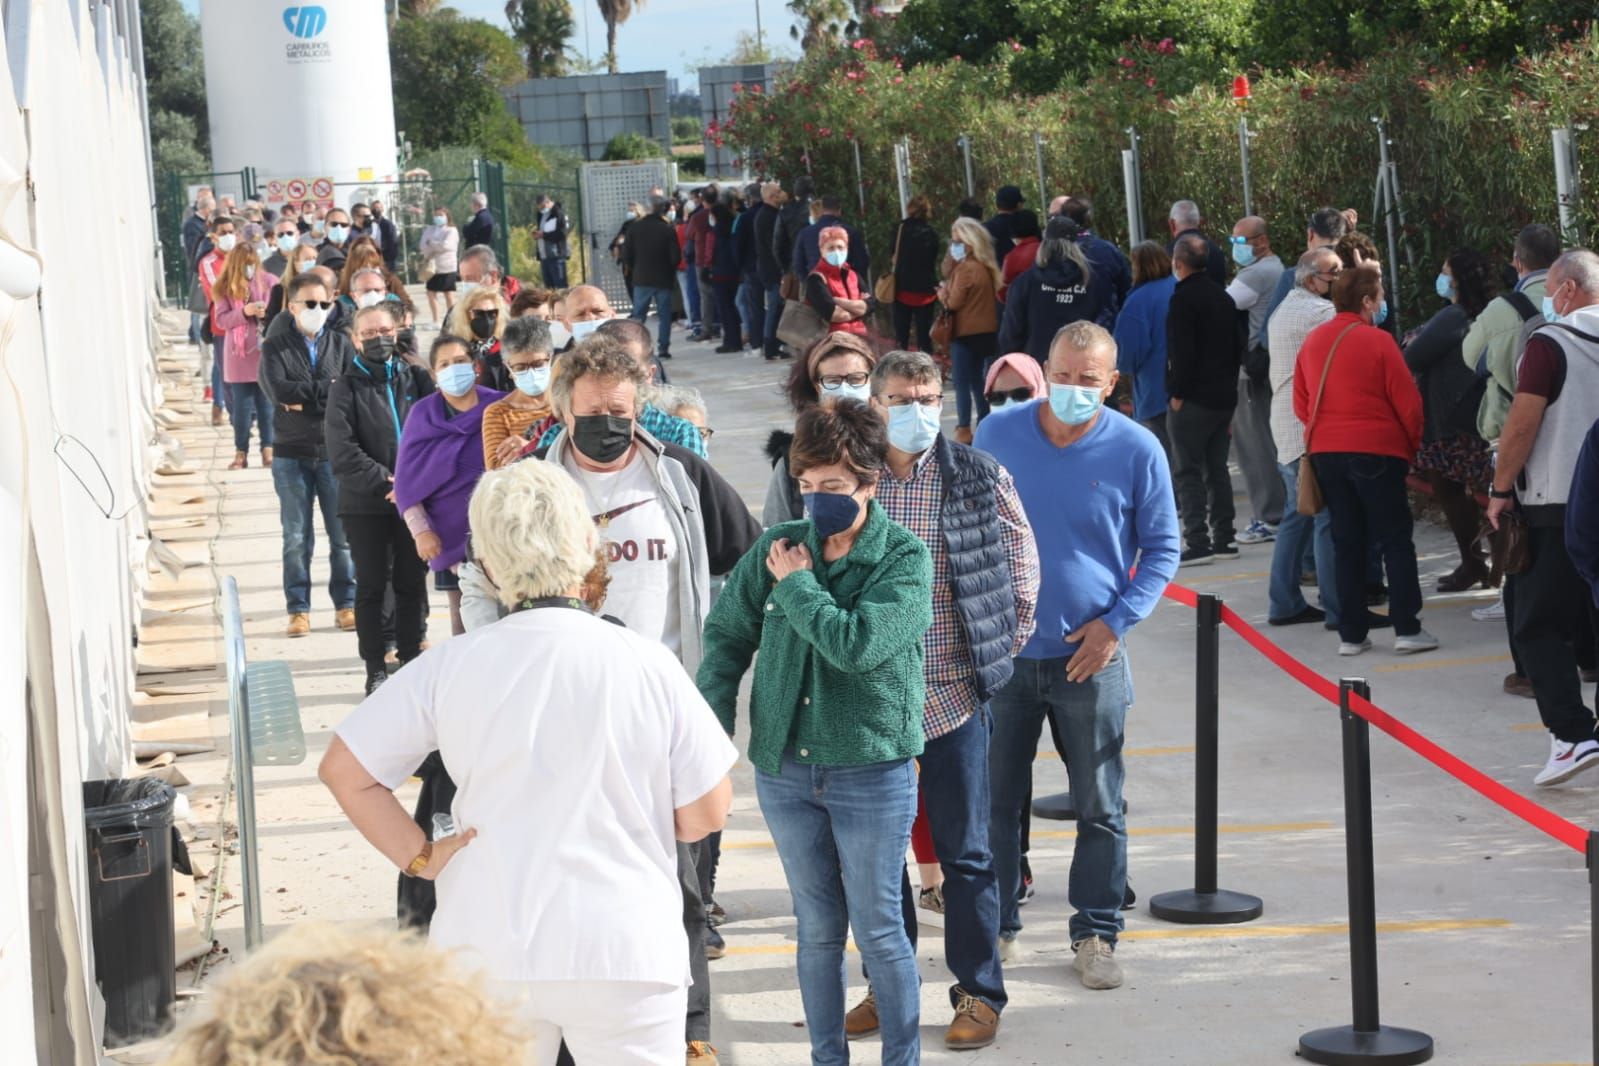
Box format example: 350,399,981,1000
874,223,903,304
1483,511,1530,585
779,272,800,302
930,308,953,354
1297,322,1360,516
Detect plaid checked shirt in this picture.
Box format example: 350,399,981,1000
877,445,1040,739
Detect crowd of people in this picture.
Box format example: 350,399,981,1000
168,172,1599,1064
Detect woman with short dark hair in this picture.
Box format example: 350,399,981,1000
1294,263,1432,657
697,400,933,1066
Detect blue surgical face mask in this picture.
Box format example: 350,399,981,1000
1543,295,1561,323
436,362,477,397
1047,382,1104,426
1231,240,1256,267
803,491,861,539
886,401,941,454
1372,299,1389,327
949,241,967,262
823,249,847,268
326,224,349,245
820,380,871,406
513,365,551,397
275,234,299,255
1435,273,1454,301
571,318,605,342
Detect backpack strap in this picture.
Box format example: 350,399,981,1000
1504,290,1540,323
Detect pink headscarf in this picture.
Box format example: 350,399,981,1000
984,352,1048,398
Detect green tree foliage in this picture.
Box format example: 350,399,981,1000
671,115,703,145
505,0,575,77
596,0,645,74
602,131,665,160
390,12,536,167
139,0,210,176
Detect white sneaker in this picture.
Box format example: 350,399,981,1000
1236,520,1277,545
1472,598,1506,621
1394,629,1439,655
1072,935,1123,990
1338,638,1372,656
997,934,1018,963
1533,736,1599,787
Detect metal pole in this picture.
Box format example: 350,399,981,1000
958,135,975,198
894,139,911,221
1554,127,1583,245
1373,118,1403,333
754,0,764,54
852,138,866,216
223,578,263,950
1149,595,1263,924
1033,132,1047,208
1238,117,1254,217
1298,679,1433,1065
1126,126,1145,243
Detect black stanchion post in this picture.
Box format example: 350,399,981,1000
1299,678,1433,1065
1149,593,1262,924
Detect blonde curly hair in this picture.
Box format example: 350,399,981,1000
161,924,524,1066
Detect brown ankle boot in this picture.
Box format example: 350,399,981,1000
227,451,247,470
844,988,879,1040
945,988,999,1049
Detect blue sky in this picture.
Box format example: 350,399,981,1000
184,0,790,88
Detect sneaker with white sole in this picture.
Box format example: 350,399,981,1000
1236,519,1277,545
997,933,1018,963
1338,638,1372,656
1533,736,1599,787
1472,598,1506,621
1072,935,1123,989
1394,629,1439,655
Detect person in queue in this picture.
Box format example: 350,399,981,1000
658,385,713,453
257,271,357,639
320,457,736,1064
1226,215,1288,548
263,216,298,278
461,191,494,250
1264,248,1345,629
1465,224,1558,444
939,217,1003,444
197,212,236,426
459,243,522,304
211,239,278,470
835,350,1039,1050
793,193,869,280
803,225,871,337
1111,240,1178,454
395,334,504,638
998,216,1116,367
763,333,880,525
1487,249,1599,785
420,205,460,324
265,239,320,321
324,303,435,697
710,191,746,353
984,351,1047,413
1260,207,1350,348
367,198,400,272
754,182,787,360
1055,196,1133,313
997,209,1042,303
697,401,933,1066
511,287,557,321
625,194,683,363
1165,199,1226,283
334,239,385,313
552,283,616,351
316,205,352,271
984,185,1024,262
536,193,572,289
445,282,511,391
889,194,942,353
1293,263,1434,658
345,266,393,315
976,320,1179,988
481,316,558,470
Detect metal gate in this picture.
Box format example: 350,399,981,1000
579,159,674,311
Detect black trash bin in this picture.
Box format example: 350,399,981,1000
83,778,177,1048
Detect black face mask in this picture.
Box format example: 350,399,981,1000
394,327,416,355
470,309,499,340
571,414,633,465
362,336,395,362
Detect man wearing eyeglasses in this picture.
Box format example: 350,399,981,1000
840,349,1038,1051
1226,215,1287,548
258,272,358,638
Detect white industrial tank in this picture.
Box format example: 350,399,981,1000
200,0,398,209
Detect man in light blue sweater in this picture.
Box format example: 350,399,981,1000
974,320,1180,991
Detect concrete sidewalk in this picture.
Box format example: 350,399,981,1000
159,314,1593,1065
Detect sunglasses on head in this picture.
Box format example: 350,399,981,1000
985,387,1034,406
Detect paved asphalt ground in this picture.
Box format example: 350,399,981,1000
155,310,1596,1064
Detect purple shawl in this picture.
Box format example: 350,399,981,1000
392,387,504,571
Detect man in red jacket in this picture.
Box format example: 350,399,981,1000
685,187,719,341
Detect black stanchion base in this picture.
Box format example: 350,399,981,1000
1297,1025,1433,1065
1030,792,1130,822
1147,887,1263,924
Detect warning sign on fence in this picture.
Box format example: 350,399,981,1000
266,176,335,213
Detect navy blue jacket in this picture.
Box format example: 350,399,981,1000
792,214,869,279
1080,233,1132,317
934,434,1019,703
998,256,1117,364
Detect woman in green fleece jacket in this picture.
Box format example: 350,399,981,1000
697,400,932,1066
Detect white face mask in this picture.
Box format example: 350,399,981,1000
356,290,386,309
547,320,572,349
297,306,328,335
245,265,256,280
216,234,237,253
570,318,605,342
457,280,479,301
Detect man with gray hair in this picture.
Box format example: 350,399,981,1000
1226,214,1287,546
1486,248,1599,787
623,194,683,363
837,349,1037,1049
463,190,495,250
1166,199,1226,284
459,243,521,302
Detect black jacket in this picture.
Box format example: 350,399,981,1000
984,212,1017,262
323,354,435,515
372,215,400,270
932,435,1019,703
622,214,682,290
1165,273,1240,409
1168,228,1228,286
773,198,811,277
315,239,346,272
754,202,783,285
257,312,355,462
1404,303,1484,442
997,257,1117,364
463,208,495,250
891,218,941,295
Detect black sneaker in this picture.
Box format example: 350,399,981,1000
1179,547,1215,568
714,343,742,354
1123,882,1137,910
1269,605,1325,627
1366,583,1388,606
1213,542,1240,560
657,348,672,360
704,925,726,960
706,900,727,927
364,668,388,697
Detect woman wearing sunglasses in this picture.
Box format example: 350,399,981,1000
983,352,1048,413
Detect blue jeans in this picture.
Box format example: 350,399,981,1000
764,281,784,356
679,270,701,330
228,382,274,454
270,458,355,614
740,275,766,351
211,336,227,410
1312,453,1423,641
1268,460,1340,625
950,337,990,428
630,285,674,354
539,256,568,289
990,653,1130,945
900,710,1006,1013
757,751,920,1066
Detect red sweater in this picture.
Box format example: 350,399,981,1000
999,237,1039,303
1293,312,1423,461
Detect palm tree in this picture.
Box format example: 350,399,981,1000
595,0,643,74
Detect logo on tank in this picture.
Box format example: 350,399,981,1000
283,6,332,61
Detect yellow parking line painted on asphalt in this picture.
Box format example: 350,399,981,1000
719,917,1508,955
1118,917,1509,942
1037,744,1196,760
1512,722,1546,732
723,820,1333,851
1372,654,1511,674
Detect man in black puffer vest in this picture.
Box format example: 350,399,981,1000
845,350,1039,1051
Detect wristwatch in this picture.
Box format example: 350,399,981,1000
1488,487,1516,500
403,839,433,878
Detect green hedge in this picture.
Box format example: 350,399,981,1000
720,35,1599,320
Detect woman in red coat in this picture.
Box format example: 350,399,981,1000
1293,262,1433,658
